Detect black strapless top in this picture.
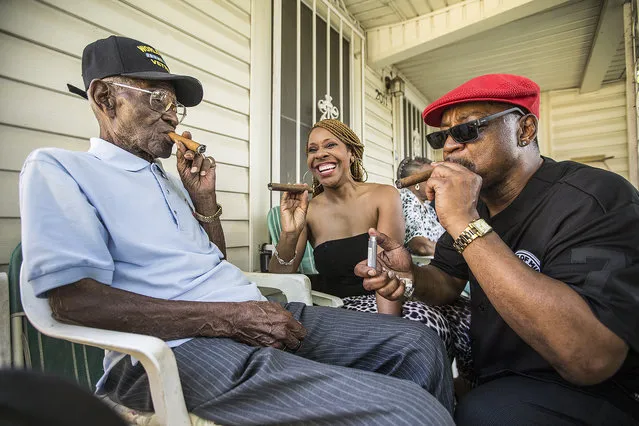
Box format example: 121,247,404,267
312,233,373,298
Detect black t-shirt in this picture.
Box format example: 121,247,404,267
431,157,639,417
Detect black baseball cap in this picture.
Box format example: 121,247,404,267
69,35,203,107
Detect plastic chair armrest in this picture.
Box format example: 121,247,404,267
244,272,313,305
311,290,344,308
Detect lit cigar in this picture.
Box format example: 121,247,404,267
268,183,311,193
395,165,434,189
168,132,207,154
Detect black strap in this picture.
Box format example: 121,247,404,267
66,84,88,100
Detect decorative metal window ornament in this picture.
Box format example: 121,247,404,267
318,94,340,120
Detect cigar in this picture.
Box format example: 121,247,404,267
395,165,434,189
168,132,207,154
268,183,311,193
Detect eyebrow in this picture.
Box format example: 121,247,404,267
441,110,486,127
308,137,338,145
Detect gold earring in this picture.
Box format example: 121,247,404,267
415,183,420,190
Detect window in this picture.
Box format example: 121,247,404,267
274,0,364,186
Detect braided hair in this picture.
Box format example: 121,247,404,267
308,119,367,196
397,156,432,181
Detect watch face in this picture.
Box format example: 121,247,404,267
472,219,492,234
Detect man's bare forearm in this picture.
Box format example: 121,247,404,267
412,264,466,305
200,218,227,257
49,278,239,341
461,232,627,385
193,197,227,256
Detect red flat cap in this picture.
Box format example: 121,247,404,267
422,74,540,127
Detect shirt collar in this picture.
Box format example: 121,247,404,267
89,137,151,172
479,156,555,227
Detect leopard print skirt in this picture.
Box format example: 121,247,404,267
342,294,473,381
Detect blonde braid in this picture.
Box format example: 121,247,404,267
309,119,367,196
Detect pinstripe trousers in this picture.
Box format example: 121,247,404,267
103,303,455,425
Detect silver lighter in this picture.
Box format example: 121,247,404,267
367,235,377,269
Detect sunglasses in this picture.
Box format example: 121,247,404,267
426,107,525,149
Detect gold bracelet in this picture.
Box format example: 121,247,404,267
452,218,492,254
192,203,222,223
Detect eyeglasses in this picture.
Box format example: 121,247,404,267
106,82,187,124
426,107,524,149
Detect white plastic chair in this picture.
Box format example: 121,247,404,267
20,267,339,426
244,272,343,308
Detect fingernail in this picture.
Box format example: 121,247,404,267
191,167,198,173
388,271,395,279
200,170,206,176
367,269,376,276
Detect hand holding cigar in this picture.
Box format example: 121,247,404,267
395,164,434,189
168,132,207,154
268,183,311,193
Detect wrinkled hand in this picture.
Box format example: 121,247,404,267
280,190,309,235
230,301,307,350
354,228,413,301
175,131,217,202
426,162,482,237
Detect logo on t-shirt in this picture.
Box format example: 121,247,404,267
515,250,541,271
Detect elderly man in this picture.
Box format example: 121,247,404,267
19,35,454,425
356,74,639,424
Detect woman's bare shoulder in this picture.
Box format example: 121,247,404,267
361,182,400,200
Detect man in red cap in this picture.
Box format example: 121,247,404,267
356,74,639,424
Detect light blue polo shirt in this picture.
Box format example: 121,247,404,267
19,138,265,387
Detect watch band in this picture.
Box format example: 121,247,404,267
192,203,223,223
452,218,493,254
399,277,414,299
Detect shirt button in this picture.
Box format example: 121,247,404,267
478,303,486,312
173,210,177,215
166,189,170,194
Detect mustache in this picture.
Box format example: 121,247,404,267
445,157,477,173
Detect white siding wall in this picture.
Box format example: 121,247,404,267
543,81,629,181
0,0,253,271
364,66,394,184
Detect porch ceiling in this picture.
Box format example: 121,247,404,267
344,0,627,102
341,0,466,28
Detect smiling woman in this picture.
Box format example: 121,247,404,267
268,120,403,314
306,119,366,195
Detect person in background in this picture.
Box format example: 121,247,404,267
398,157,446,256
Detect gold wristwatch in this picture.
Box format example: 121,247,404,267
452,218,493,254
